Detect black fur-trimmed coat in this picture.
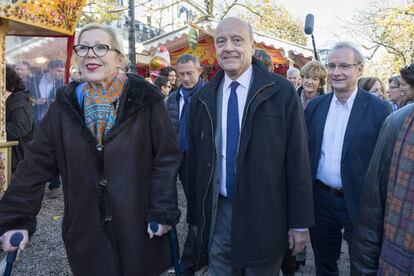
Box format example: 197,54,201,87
0,74,181,276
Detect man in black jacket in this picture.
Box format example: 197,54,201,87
187,17,314,275
166,54,204,275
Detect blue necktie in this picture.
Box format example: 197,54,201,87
178,92,190,152
226,81,240,200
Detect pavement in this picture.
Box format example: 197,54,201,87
1,182,350,275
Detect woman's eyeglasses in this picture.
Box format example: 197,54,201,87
73,44,119,57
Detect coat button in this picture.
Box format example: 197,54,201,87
105,215,112,222
207,163,211,168
96,144,103,151
99,179,107,187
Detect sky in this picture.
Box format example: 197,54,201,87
280,0,369,49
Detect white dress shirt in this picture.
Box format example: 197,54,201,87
178,89,185,120
219,65,252,197
38,75,53,99
316,88,358,188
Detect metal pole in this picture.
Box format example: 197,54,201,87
311,34,319,61
128,0,137,73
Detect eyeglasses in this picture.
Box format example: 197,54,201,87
73,44,119,57
327,63,360,71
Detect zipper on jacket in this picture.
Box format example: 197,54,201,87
236,82,275,158
197,81,275,247
198,99,215,244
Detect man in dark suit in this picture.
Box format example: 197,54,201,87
187,17,314,275
28,59,65,196
304,42,391,275
166,54,204,276
29,59,65,127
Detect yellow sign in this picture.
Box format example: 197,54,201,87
0,0,86,35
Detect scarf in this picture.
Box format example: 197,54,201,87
83,72,126,145
178,78,205,152
378,107,414,275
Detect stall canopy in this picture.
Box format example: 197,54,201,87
142,17,314,72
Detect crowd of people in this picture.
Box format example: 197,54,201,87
0,16,413,276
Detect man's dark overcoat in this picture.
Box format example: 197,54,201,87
0,74,181,276
186,59,314,269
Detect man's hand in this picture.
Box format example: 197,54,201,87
288,229,308,255
0,230,29,252
147,224,171,239
36,98,47,104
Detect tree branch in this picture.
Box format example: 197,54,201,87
220,1,261,19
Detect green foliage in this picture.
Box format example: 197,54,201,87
353,1,414,74
240,0,307,46
79,0,123,25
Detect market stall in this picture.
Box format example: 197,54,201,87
141,17,314,79
0,0,85,193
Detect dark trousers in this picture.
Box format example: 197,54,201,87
48,176,61,190
281,249,297,275
179,153,198,275
310,185,353,276
209,196,283,276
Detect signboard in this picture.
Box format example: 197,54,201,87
188,26,199,51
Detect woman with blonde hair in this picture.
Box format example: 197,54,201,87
0,23,181,276
300,60,327,108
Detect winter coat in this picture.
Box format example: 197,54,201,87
187,58,314,269
351,104,414,275
5,90,34,171
166,89,180,132
0,74,181,276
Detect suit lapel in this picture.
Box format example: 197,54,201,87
341,90,368,159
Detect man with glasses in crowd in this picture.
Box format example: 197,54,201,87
304,42,391,275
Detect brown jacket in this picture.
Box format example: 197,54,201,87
0,74,181,276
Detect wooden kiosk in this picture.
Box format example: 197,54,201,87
0,0,85,193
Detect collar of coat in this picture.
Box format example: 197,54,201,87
194,57,280,117
198,57,277,100
56,73,163,145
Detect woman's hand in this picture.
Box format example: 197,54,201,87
147,224,171,239
0,229,29,252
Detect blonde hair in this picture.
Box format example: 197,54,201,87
75,23,126,65
301,60,327,88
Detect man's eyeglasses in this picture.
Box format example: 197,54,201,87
73,44,119,57
326,63,361,71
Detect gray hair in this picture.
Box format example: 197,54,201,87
247,22,254,42
287,67,300,76
328,41,365,66
75,23,126,59
176,54,201,68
